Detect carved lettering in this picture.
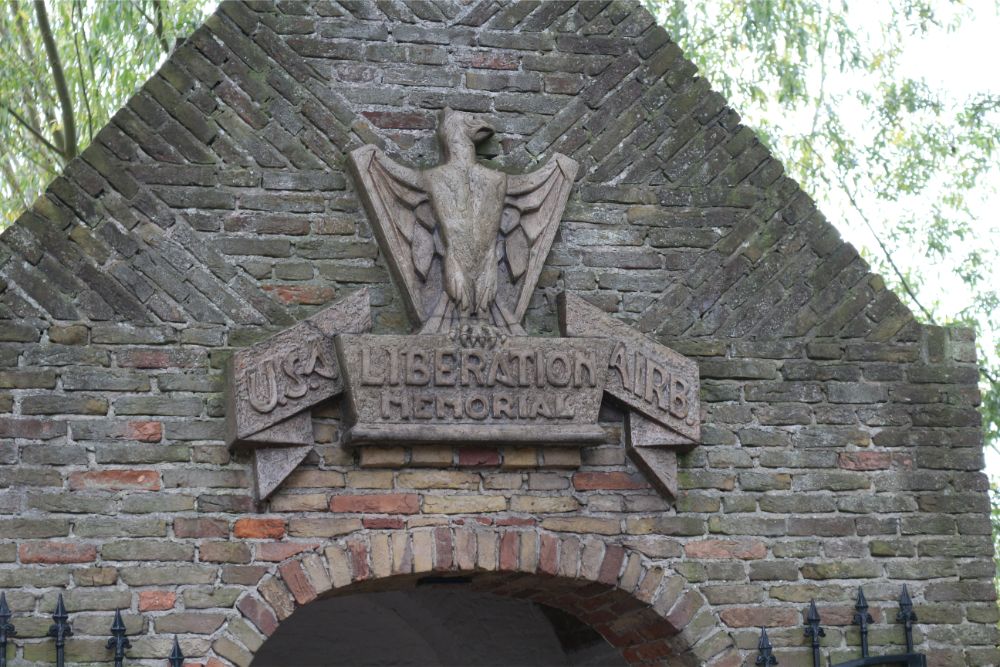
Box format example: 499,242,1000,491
405,351,431,386
242,342,341,414
560,293,701,445
337,335,611,440
282,352,308,400
246,361,279,413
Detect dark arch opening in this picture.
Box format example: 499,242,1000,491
250,578,628,666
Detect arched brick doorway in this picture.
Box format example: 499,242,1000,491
220,526,739,667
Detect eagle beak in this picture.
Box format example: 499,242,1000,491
471,122,494,145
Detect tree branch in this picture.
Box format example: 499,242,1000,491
0,155,29,212
2,104,64,157
130,0,169,54
8,0,59,144
153,0,169,54
834,171,939,324
34,0,76,160
70,0,93,141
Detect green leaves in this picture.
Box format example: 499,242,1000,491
0,0,212,223
652,0,1000,596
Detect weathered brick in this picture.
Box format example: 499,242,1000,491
69,470,161,491
138,590,176,612
233,518,286,539
19,541,97,564
329,493,419,514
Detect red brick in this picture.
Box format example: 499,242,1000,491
572,472,648,491
279,560,317,605
262,284,336,305
458,52,519,70
664,591,702,631
499,531,519,571
347,538,370,581
838,451,893,471
329,493,419,514
257,542,318,562
68,470,161,491
139,590,176,612
175,518,228,538
684,539,767,560
539,534,559,575
234,518,286,539
719,607,799,628
0,417,65,439
238,596,278,636
126,420,162,442
434,527,453,571
623,639,673,663
458,448,501,467
496,517,537,527
19,541,96,564
597,544,625,585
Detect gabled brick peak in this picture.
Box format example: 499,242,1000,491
0,0,920,345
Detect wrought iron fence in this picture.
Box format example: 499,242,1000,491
756,586,927,667
1,585,929,666
0,592,186,667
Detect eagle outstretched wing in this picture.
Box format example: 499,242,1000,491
348,145,444,325
496,153,579,328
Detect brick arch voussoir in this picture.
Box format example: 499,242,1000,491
222,525,736,667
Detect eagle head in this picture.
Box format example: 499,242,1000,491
439,107,495,160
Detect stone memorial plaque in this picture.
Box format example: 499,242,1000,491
336,334,612,445
560,293,700,446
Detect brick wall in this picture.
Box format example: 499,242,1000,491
0,1,995,665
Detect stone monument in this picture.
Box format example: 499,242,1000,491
226,109,700,500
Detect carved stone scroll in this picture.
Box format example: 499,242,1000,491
253,443,313,501
225,288,371,449
625,412,686,499
335,334,612,446
560,293,700,445
225,289,371,500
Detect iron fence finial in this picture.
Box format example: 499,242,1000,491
852,587,874,658
107,609,131,667
897,584,918,653
48,594,72,667
0,592,15,667
169,635,185,667
804,599,825,667
755,626,778,665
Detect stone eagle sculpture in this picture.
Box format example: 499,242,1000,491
348,108,579,338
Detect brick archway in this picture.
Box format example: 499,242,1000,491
221,525,738,667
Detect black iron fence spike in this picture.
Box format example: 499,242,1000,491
48,593,73,667
169,635,185,667
804,599,825,667
0,592,14,667
897,584,917,653
755,626,778,666
107,608,132,667
852,586,873,658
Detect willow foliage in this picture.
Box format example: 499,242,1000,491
0,0,210,222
